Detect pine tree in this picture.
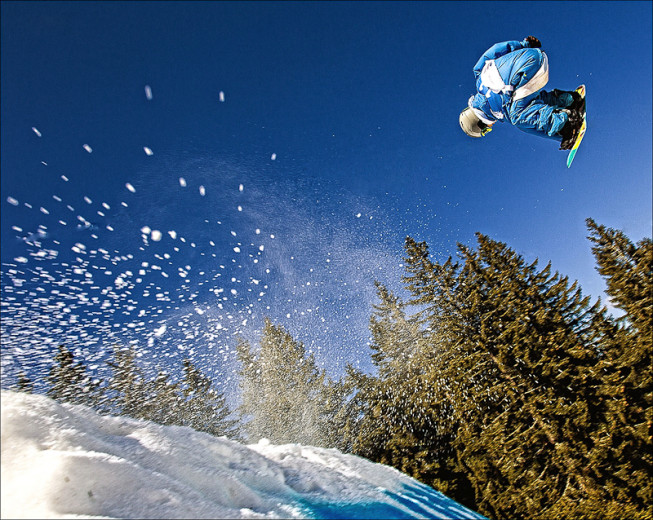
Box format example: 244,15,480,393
138,370,182,426
402,234,614,519
345,282,474,506
586,218,652,336
368,282,433,378
312,374,353,451
237,319,329,445
105,346,148,418
47,345,100,405
582,219,653,518
178,359,240,438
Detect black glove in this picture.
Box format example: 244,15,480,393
566,109,583,127
525,36,541,48
559,109,583,150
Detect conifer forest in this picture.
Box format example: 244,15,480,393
7,218,652,520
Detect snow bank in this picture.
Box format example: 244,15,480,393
1,391,485,519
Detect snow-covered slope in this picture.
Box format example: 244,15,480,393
1,391,485,519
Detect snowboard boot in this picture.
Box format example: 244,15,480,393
559,109,584,150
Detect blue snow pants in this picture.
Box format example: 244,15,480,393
509,89,573,140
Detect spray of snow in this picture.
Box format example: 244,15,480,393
2,148,404,400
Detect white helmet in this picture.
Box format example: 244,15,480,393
459,107,491,138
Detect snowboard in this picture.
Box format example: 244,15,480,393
566,84,586,168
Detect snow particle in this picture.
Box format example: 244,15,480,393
179,177,187,187
144,147,153,156
83,144,93,153
126,183,136,193
199,185,206,196
150,230,163,242
219,91,225,102
145,85,153,100
32,127,42,137
154,324,167,337
6,197,19,206
271,153,277,161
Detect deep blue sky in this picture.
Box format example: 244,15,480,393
2,1,651,387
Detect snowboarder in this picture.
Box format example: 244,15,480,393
459,37,585,150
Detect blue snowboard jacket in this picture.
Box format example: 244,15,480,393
468,40,571,140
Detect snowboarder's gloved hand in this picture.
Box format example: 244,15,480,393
525,36,541,48
563,109,583,126
559,109,583,150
